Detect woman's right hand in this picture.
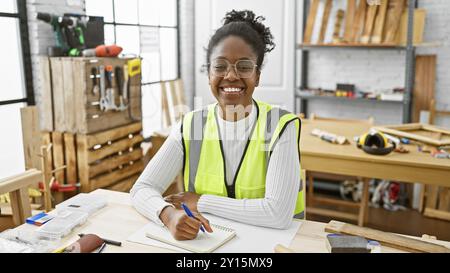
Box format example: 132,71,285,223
159,206,213,240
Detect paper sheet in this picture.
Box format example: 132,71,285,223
127,213,301,253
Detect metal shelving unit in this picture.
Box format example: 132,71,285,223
295,0,417,123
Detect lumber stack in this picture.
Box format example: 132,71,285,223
302,0,426,46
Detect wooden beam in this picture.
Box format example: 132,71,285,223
325,220,450,253
20,106,42,172
0,169,42,194
318,0,333,44
371,0,389,44
85,122,142,147
361,4,379,44
303,0,320,44
306,207,359,221
343,0,357,43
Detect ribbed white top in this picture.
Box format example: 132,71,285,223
130,103,300,229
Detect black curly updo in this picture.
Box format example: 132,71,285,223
206,10,275,72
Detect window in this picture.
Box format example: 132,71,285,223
85,0,179,137
0,0,33,179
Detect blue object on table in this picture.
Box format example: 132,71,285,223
26,212,54,226
400,138,410,144
181,203,205,233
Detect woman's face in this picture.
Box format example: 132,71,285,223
208,36,260,109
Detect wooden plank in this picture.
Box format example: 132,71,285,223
325,220,450,253
62,58,76,132
343,0,356,43
303,0,320,44
73,60,86,134
358,179,370,226
85,122,142,147
175,79,186,107
9,190,24,226
438,187,450,211
50,58,66,132
90,160,144,189
371,0,388,44
161,81,172,128
306,207,358,221
396,9,426,45
37,56,54,131
106,173,140,193
0,169,42,194
64,133,77,185
424,208,450,222
20,106,42,173
40,146,53,211
169,80,185,122
373,123,450,146
351,0,367,42
318,0,333,44
413,55,436,123
384,0,405,44
89,148,143,178
51,132,65,184
332,9,345,44
313,196,361,208
361,4,379,44
87,134,144,164
76,134,91,193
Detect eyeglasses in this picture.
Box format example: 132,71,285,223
209,59,258,78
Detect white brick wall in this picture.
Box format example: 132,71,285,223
27,0,85,130
300,0,450,126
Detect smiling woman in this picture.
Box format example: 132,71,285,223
130,10,304,241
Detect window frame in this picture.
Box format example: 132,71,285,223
105,0,181,86
0,0,34,106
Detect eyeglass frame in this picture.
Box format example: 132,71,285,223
207,59,259,79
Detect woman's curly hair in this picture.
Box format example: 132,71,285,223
206,10,275,71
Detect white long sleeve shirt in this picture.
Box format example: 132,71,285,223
130,103,300,229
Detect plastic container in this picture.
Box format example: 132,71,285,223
55,193,107,216
34,210,88,241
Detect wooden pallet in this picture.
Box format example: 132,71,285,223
76,122,144,192
46,57,142,134
423,185,450,222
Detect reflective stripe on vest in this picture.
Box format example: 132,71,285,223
181,100,304,218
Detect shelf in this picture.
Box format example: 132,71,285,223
296,90,404,104
298,43,407,50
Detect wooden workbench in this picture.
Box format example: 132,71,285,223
300,119,450,187
12,190,450,253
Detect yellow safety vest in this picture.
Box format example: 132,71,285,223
181,100,304,218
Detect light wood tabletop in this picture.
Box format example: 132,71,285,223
300,119,450,187
12,190,450,253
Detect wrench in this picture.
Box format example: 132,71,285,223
99,65,109,111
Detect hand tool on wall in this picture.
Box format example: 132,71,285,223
90,67,99,95
99,65,109,111
115,66,128,111
105,65,118,111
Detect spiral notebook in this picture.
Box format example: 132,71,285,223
145,223,236,253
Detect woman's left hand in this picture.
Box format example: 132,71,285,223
164,192,201,212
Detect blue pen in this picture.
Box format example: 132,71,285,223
181,203,205,233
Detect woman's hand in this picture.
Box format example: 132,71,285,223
159,206,213,240
164,192,201,212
